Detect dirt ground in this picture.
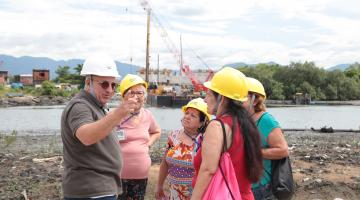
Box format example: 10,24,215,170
0,130,359,200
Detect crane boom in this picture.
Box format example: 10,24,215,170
138,0,214,92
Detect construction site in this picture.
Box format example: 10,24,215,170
137,0,215,107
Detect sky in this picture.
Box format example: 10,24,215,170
0,0,360,70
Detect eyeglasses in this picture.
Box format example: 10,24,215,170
94,80,117,91
127,90,145,97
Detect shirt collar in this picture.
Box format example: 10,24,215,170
78,89,105,109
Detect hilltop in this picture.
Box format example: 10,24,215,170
225,61,352,71
0,54,140,79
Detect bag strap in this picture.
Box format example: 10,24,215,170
215,119,235,200
219,119,228,153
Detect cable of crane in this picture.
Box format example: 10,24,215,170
126,2,134,73
137,0,213,90
182,41,212,71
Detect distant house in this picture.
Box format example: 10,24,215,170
20,74,33,86
33,69,50,85
0,71,8,85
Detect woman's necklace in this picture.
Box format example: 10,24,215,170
183,129,197,142
183,129,202,157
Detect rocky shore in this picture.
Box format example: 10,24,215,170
0,131,359,200
2,94,360,107
0,96,70,107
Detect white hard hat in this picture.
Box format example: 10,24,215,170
80,54,120,78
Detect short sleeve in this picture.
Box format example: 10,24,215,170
67,102,95,137
147,110,160,134
257,112,281,145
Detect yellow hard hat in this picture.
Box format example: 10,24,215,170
182,98,211,121
246,77,266,98
203,67,248,102
119,74,148,96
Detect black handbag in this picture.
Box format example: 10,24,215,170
271,156,294,200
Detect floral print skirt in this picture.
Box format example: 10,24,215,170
118,178,148,200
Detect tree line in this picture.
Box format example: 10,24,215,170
54,62,360,101
54,64,84,87
237,61,360,101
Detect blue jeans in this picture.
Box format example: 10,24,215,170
64,195,117,200
252,184,275,200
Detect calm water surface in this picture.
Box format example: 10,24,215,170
0,105,359,135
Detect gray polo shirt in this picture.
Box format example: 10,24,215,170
61,90,122,198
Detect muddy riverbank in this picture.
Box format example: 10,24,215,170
0,131,359,200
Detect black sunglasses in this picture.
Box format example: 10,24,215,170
94,80,117,90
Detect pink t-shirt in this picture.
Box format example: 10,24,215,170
117,108,160,179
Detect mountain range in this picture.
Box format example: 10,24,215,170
0,54,352,80
325,64,351,71
225,61,279,68
0,54,140,79
225,61,351,71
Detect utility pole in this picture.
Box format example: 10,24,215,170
145,9,151,82
157,54,159,84
180,35,183,76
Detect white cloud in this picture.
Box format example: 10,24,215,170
0,0,359,69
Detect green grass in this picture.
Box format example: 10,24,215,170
4,130,17,147
0,86,25,97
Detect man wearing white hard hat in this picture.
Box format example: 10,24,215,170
61,54,137,200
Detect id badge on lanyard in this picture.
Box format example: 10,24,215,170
116,112,139,141
116,128,126,141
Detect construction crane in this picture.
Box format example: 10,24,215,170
181,64,214,92
138,0,214,92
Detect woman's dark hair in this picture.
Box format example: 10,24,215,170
199,112,206,123
197,111,207,133
213,91,263,182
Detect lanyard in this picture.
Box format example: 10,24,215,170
117,112,140,129
194,134,203,153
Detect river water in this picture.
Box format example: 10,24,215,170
0,105,359,135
